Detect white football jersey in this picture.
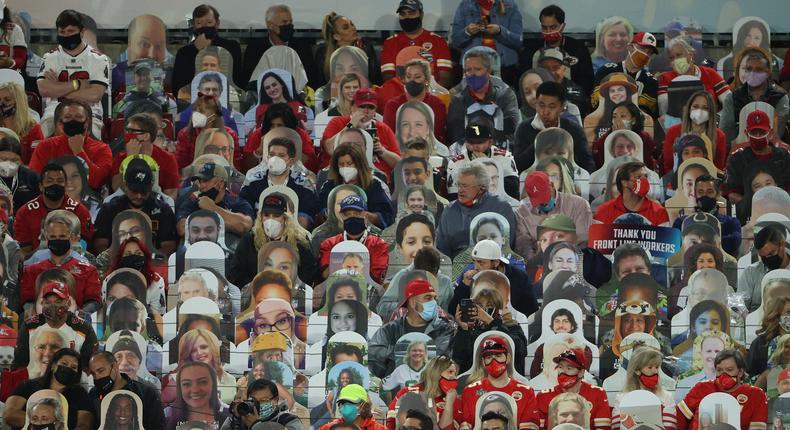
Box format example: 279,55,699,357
37,44,111,119
0,24,27,55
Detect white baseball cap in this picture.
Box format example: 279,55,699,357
471,240,509,265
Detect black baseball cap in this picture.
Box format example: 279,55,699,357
191,162,229,182
465,124,493,140
397,0,423,13
124,158,154,193
261,194,287,215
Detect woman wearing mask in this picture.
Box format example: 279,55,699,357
4,348,94,430
0,82,43,164
106,237,166,314
318,12,381,86
658,37,731,116
611,348,676,430
748,294,790,379
387,356,459,430
662,90,728,174
176,94,240,169
242,102,318,173
0,134,39,212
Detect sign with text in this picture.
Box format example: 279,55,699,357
588,224,681,260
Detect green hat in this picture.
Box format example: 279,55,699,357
537,214,576,237
337,384,368,404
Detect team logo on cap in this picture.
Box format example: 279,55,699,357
645,34,656,44
136,172,146,181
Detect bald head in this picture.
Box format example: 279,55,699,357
127,15,167,63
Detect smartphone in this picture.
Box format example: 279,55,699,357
460,299,475,322
366,127,377,138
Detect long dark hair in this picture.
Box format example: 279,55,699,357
259,72,294,104
608,101,644,133
107,237,155,286
41,348,82,387
105,393,142,430
261,102,300,131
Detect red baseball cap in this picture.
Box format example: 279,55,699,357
524,171,552,207
399,278,435,308
353,88,378,108
631,32,658,54
41,281,69,300
480,336,509,355
553,348,588,369
778,367,790,383
746,110,771,133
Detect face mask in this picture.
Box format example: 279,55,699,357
259,401,276,420
54,365,80,385
62,120,85,137
279,24,295,42
48,238,71,257
399,16,422,33
44,184,66,201
57,33,82,50
690,109,710,125
195,26,217,40
466,74,489,92
696,196,718,213
715,372,738,391
191,111,208,128
761,253,784,271
93,375,114,394
628,47,650,69
539,197,556,213
672,57,691,74
749,133,769,151
267,156,288,176
622,119,633,129
43,303,67,321
639,373,660,389
339,403,359,423
200,187,220,201
557,372,580,389
30,424,55,430
542,29,563,45
405,80,425,97
0,103,16,118
419,299,437,321
439,377,458,394
263,218,284,239
745,71,769,88
120,255,147,272
339,166,358,182
780,315,790,332
484,359,507,378
343,217,366,236
0,160,19,177
631,176,650,198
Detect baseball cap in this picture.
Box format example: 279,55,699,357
746,110,771,133
42,281,69,300
133,61,152,74
352,88,377,108
536,214,576,237
480,336,508,355
537,48,565,64
252,332,288,352
553,348,588,369
777,367,790,383
396,0,423,13
631,32,658,54
124,157,154,193
471,239,509,265
191,162,229,182
337,384,368,404
261,195,287,215
340,194,367,212
524,171,552,207
465,124,493,140
399,278,435,308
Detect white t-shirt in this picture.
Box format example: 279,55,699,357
37,44,111,119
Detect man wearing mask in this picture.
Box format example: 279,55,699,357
36,9,111,137
738,225,790,312
594,161,669,226
521,5,594,95
723,110,790,205
172,4,243,93
534,349,611,430
176,162,255,237
13,163,93,258
369,279,455,378
677,349,767,430
381,0,453,89
24,210,90,266
242,4,321,88
12,281,97,370
28,99,112,189
672,174,741,256
317,384,385,430
94,158,177,255
223,378,302,430
382,59,448,143
592,32,659,117
88,351,164,430
319,195,389,284
446,49,519,145
436,161,516,259
515,171,592,261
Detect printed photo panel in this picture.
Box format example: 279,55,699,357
190,70,229,108
328,241,371,277
529,332,594,391
163,361,225,428
124,58,165,97
240,297,305,369
168,267,220,312
237,269,295,337
251,331,296,374
327,361,370,393
672,268,730,338
125,15,170,66
98,390,144,430
473,391,518,430
617,390,664,430
672,300,734,376
546,392,591,430
257,241,313,316
717,16,776,81
195,46,235,88
745,269,790,344
697,393,742,429
24,389,68,430
593,16,634,67
106,329,162,390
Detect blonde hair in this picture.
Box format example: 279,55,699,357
593,16,634,59
336,73,362,116
548,393,590,429
321,12,346,78
769,333,790,366
178,328,223,375
0,81,36,136
623,348,666,394
252,209,310,251
194,128,235,164
419,355,456,398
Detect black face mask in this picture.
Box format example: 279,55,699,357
405,80,425,97
30,424,56,430
0,104,16,118
120,255,147,272
57,33,82,50
62,120,86,137
47,238,71,257
43,184,66,201
762,253,784,271
54,365,80,385
93,374,114,394
195,26,217,40
343,217,366,236
279,24,295,42
399,16,422,33
696,196,718,213
200,187,220,201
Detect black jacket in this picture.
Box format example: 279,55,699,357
448,264,539,320
228,231,318,287
513,115,595,172
88,374,164,430
521,35,595,96
12,312,97,370
172,35,244,94
452,316,528,375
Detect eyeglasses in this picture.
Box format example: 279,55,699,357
117,226,144,241
255,316,293,333
204,145,231,155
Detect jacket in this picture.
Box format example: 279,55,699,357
12,312,97,370
520,36,595,96
446,76,520,145
435,192,516,259
21,256,101,306
448,263,538,319
737,246,790,312
369,315,456,378
673,211,741,258
513,115,595,172
318,178,395,228
221,403,302,430
172,35,244,90
720,81,789,142
452,316,527,375
449,0,523,67
319,232,390,285
89,374,164,430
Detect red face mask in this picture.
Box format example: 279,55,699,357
484,360,507,378
124,133,141,144
639,373,659,389
631,176,650,198
715,373,738,391
438,377,458,394
557,372,580,389
749,133,769,151
543,30,562,44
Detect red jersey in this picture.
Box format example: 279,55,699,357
594,195,669,226
28,135,112,189
319,233,389,284
677,381,767,430
19,123,44,165
13,195,94,250
175,126,241,170
380,30,452,79
662,124,728,174
534,383,612,430
387,384,448,430
320,116,401,176
456,378,537,430
658,66,730,110
112,145,180,191
21,256,101,306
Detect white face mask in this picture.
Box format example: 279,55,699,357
191,111,208,128
690,109,710,125
0,160,19,177
267,156,288,176
263,218,283,239
339,166,358,182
